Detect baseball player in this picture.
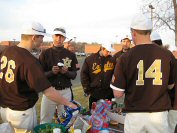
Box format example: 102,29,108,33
0,22,77,131
39,27,78,124
113,35,131,61
110,14,176,133
151,31,177,133
150,31,163,46
80,43,116,110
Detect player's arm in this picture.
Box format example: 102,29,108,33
168,56,177,90
65,71,77,80
174,84,177,110
39,50,57,78
61,68,77,80
110,84,125,98
80,59,92,96
110,56,126,98
43,66,58,78
44,86,77,109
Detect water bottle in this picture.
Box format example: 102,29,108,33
111,98,117,110
91,113,103,132
91,102,96,114
53,128,61,133
53,106,58,123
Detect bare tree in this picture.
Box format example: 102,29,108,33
142,0,177,46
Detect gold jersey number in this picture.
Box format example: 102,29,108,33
0,56,16,83
136,59,162,85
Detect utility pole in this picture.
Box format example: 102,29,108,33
149,4,155,26
73,37,77,42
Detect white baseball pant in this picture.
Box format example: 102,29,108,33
0,106,37,131
124,111,169,133
40,87,72,124
168,110,177,133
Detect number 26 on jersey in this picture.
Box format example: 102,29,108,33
0,56,16,83
136,59,162,86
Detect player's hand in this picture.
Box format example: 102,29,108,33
76,64,80,70
52,66,60,74
84,93,90,97
68,102,78,109
83,87,92,96
59,66,68,74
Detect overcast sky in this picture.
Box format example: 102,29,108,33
0,0,176,50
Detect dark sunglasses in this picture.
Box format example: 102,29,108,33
32,28,46,33
53,28,66,33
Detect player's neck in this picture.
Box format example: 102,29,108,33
123,48,129,52
53,42,63,47
135,38,152,45
17,42,32,52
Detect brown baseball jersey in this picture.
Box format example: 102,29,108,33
113,48,130,62
0,45,51,111
111,44,176,112
39,46,77,89
81,51,116,99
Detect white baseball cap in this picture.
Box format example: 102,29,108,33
101,43,115,52
21,21,47,36
130,13,153,30
121,35,131,41
53,27,66,37
150,31,161,41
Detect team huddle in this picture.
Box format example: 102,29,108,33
0,13,177,133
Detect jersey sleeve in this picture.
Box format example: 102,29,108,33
39,50,49,71
70,54,78,71
80,58,90,89
168,55,177,85
110,56,126,91
174,84,177,109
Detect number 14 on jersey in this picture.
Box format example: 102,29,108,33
136,59,162,86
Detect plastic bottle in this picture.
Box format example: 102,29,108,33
53,106,58,123
111,98,117,110
53,128,61,133
74,129,82,133
91,113,103,133
80,106,87,115
91,102,96,114
101,115,109,131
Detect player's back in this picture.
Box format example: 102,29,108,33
0,45,40,110
121,44,175,112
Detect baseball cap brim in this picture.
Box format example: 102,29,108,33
102,44,116,52
107,47,116,52
53,31,66,37
122,37,131,41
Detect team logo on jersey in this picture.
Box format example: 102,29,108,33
92,61,114,74
104,61,114,72
62,57,72,68
92,63,101,74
